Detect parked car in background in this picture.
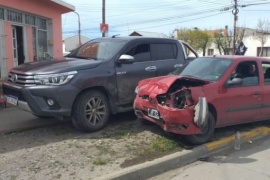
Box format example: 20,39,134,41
134,55,270,144
3,36,197,132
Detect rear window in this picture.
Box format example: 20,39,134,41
151,43,177,60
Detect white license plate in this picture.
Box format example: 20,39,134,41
148,108,159,119
5,95,18,105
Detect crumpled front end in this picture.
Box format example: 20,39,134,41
134,78,209,135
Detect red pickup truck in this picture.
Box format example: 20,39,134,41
134,55,270,144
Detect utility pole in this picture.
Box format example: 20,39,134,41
73,11,82,46
102,0,105,37
221,1,270,55
232,0,239,55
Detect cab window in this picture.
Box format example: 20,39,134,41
125,44,151,62
230,61,259,86
262,62,270,85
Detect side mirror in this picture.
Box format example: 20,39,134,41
117,54,135,64
226,78,243,87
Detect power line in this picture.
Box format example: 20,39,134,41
63,1,230,29
63,11,227,34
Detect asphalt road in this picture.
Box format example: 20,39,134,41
150,135,270,180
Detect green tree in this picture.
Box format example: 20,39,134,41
192,29,212,56
176,28,212,56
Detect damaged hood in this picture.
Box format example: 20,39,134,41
138,75,210,95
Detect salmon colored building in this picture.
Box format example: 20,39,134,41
0,0,74,79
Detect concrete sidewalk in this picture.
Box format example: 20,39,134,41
0,107,61,134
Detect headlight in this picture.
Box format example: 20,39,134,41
135,86,139,94
34,71,77,85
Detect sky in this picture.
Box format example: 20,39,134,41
61,0,270,39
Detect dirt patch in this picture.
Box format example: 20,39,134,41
0,112,188,180
1,111,270,180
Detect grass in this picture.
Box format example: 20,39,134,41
93,158,107,166
147,136,179,154
120,135,181,168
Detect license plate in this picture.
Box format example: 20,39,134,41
5,95,18,105
148,108,159,119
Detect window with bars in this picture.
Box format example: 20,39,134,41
0,8,4,20
257,47,270,57
7,10,22,23
37,30,48,59
38,18,47,30
32,27,37,60
207,49,214,56
25,14,36,26
0,6,50,60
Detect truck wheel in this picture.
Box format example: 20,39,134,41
184,112,215,145
72,90,110,132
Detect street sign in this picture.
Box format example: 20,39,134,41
235,41,247,55
100,23,109,33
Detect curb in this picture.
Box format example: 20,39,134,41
97,126,270,180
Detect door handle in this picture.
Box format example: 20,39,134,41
174,64,183,68
254,91,260,96
145,66,157,72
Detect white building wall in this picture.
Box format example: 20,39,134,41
63,35,90,53
243,35,270,56
199,34,270,57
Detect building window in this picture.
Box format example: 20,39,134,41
37,30,48,59
0,8,4,20
36,18,48,59
38,18,47,30
32,27,37,60
25,14,36,26
257,47,270,57
224,48,233,55
0,6,50,60
208,49,214,55
7,10,22,23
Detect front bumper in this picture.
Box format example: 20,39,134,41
133,96,201,135
3,81,80,117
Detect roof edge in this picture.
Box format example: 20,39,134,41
50,0,75,11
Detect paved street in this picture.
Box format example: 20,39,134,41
150,136,270,180
0,107,61,134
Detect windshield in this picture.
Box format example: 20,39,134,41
67,39,127,60
180,57,233,82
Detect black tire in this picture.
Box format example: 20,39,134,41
72,90,110,132
184,112,215,145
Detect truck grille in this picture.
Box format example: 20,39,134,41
8,72,36,86
3,86,25,101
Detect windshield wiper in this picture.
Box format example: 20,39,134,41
66,55,96,60
88,56,98,60
182,75,198,79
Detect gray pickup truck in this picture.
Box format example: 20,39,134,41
3,36,198,132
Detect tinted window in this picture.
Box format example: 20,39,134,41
126,44,151,62
67,39,127,60
151,43,177,60
261,62,270,85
